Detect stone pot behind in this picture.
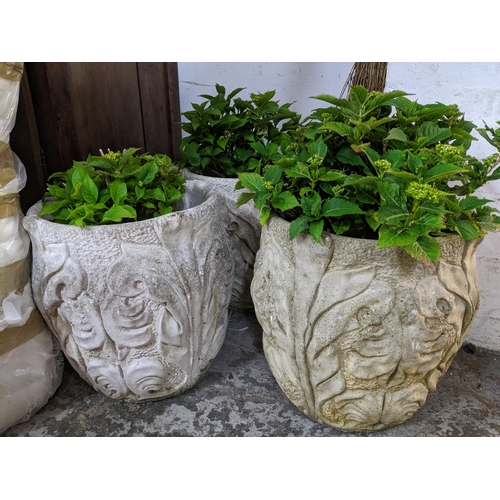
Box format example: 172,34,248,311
183,169,261,311
251,214,482,432
22,180,234,403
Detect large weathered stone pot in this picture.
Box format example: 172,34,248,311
183,169,260,311
22,180,234,403
252,214,482,432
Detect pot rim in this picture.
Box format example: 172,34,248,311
182,168,238,185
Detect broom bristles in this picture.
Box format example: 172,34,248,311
340,62,388,98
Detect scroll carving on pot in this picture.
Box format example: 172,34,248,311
252,217,481,432
182,171,261,311
23,181,234,403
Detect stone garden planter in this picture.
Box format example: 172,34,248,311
252,214,482,432
22,180,234,403
183,169,261,311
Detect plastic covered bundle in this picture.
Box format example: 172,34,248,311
0,62,63,434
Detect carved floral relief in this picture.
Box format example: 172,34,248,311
182,170,261,310
252,215,481,432
23,181,234,402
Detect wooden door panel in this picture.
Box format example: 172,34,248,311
69,63,145,155
138,62,181,160
29,62,146,175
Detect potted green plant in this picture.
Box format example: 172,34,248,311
179,84,301,310
236,86,500,432
22,148,234,402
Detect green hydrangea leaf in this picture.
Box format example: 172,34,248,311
236,192,254,208
318,171,346,182
319,121,352,136
138,162,158,184
271,191,299,212
332,219,351,235
403,235,441,262
423,164,467,184
454,219,481,240
322,198,363,218
459,196,492,211
475,215,500,232
377,224,420,248
39,199,70,216
253,191,271,210
237,173,266,193
336,146,366,167
309,219,324,243
289,216,311,240
110,179,127,205
263,165,282,184
102,205,137,223
259,206,271,226
385,128,409,142
81,175,98,204
376,204,410,225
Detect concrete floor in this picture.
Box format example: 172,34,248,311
2,309,500,437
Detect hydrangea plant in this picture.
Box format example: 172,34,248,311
40,148,185,226
179,84,301,177
236,86,500,262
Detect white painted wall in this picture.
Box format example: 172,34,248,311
178,62,354,122
177,62,500,351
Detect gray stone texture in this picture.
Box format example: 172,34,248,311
182,170,261,311
21,180,234,403
252,215,483,432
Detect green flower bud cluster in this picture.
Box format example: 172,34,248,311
373,159,391,171
306,154,324,167
103,151,122,162
435,144,464,164
483,153,500,168
279,157,296,168
406,182,445,203
264,180,274,192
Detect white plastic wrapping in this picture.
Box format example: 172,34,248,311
0,150,27,197
0,62,63,434
0,215,31,267
0,330,63,433
0,63,23,144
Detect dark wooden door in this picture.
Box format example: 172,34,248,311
10,62,181,212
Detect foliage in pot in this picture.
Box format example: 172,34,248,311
40,148,185,226
24,149,234,403
236,86,500,432
178,85,301,310
179,84,301,178
236,86,500,262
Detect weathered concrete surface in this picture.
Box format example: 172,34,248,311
22,181,234,403
2,309,500,437
182,170,261,311
252,215,483,432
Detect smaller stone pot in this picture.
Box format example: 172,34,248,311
252,214,482,432
183,169,261,311
22,180,234,402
